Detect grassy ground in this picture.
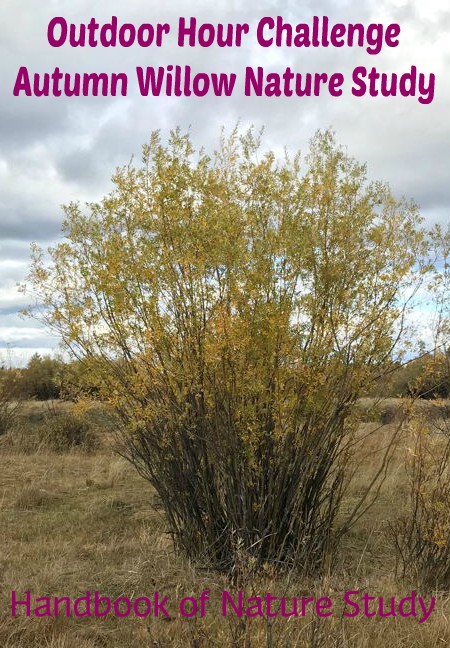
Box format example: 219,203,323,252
1,401,450,646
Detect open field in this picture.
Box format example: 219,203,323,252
1,401,450,646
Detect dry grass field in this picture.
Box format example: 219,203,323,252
1,400,450,647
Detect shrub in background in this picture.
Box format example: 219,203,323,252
17,353,63,400
4,409,99,454
38,411,99,453
393,406,450,589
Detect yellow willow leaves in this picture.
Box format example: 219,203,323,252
23,126,427,449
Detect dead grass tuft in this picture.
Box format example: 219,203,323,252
13,485,60,510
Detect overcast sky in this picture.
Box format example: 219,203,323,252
0,0,449,366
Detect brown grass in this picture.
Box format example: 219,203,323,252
1,400,450,646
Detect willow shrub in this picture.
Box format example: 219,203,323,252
24,127,426,575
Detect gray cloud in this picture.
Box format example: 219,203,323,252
0,0,449,363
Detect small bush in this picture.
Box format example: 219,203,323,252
392,409,450,590
0,400,19,436
37,412,99,453
0,369,22,435
357,399,404,424
3,410,100,454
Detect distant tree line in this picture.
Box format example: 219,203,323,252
2,349,449,403
0,353,98,401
